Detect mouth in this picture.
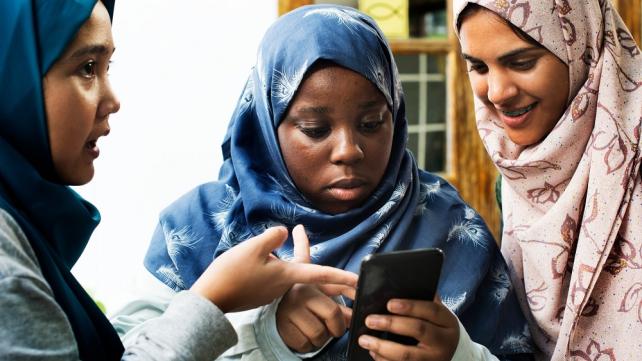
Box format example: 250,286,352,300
85,139,100,158
498,102,538,128
500,102,537,117
326,178,367,202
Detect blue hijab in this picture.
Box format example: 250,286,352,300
0,0,123,359
145,5,532,358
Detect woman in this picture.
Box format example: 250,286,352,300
455,1,642,360
0,1,357,359
143,5,532,360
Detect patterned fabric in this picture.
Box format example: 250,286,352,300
145,5,532,359
0,1,124,360
454,1,642,360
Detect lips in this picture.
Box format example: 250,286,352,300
326,178,367,202
329,178,365,189
85,139,100,158
501,102,537,117
498,102,538,128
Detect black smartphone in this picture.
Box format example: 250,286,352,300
346,248,444,361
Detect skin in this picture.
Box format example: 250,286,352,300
459,8,570,146
40,3,358,314
192,225,357,313
359,296,459,361
278,64,394,215
276,64,393,352
276,65,459,358
43,1,119,185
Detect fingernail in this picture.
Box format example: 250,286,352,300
365,315,384,328
388,300,406,312
359,335,373,348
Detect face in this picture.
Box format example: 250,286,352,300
278,65,394,214
459,9,569,146
42,1,119,185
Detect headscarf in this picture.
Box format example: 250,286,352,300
0,0,123,359
454,1,642,360
145,4,532,359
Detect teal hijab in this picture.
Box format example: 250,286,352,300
0,0,123,359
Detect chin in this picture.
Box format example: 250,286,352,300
506,131,542,147
61,168,95,186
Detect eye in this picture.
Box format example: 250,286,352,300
510,59,537,71
468,62,488,74
359,116,385,133
80,60,97,78
297,125,330,139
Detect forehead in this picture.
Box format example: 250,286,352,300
66,2,113,50
459,9,531,57
295,65,385,101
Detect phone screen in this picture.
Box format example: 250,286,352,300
346,248,443,360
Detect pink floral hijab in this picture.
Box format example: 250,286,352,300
454,1,642,360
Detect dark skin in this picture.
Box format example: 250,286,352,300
276,64,460,359
277,63,393,215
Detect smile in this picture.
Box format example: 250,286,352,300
501,103,537,117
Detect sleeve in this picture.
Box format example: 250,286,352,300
0,210,80,360
219,296,343,361
111,269,239,360
0,210,238,361
121,291,238,361
452,320,500,361
217,299,307,361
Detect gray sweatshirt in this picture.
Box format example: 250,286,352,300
0,208,238,361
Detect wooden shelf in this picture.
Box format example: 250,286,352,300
389,38,451,54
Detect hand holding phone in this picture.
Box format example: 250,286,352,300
347,248,457,361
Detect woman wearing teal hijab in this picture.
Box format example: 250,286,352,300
0,1,357,359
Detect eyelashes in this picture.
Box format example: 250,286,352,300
294,114,388,140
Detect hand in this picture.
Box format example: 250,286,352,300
276,225,356,353
277,283,355,353
190,225,358,313
358,295,459,361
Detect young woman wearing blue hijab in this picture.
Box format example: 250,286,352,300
0,1,358,360
143,5,533,361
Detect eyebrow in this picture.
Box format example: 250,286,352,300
297,106,330,115
295,100,384,114
462,46,541,63
70,44,115,58
358,100,384,109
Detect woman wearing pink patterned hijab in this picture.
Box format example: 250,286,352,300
455,1,642,360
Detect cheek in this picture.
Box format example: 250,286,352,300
469,74,489,101
278,130,323,190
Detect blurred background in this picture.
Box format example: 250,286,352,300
72,0,642,313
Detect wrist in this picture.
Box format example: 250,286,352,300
190,281,231,313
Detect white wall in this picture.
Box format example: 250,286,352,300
72,1,278,313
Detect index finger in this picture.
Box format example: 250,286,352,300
287,263,358,288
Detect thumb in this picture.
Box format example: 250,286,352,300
246,226,288,255
292,224,311,263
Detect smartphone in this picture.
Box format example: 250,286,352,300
346,248,444,361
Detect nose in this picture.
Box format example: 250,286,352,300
98,77,120,118
486,69,519,106
330,128,364,165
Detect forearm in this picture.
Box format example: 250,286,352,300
121,291,237,361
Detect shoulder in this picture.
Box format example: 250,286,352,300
415,170,469,212
0,208,42,280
